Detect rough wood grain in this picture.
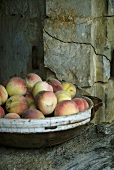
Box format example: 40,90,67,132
0,122,114,170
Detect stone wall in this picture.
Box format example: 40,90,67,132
44,0,114,124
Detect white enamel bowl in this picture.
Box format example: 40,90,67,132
0,96,93,148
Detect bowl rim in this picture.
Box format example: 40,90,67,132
0,96,93,133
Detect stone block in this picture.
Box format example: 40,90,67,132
46,0,91,18
44,31,110,87
83,80,114,123
44,19,91,43
44,31,95,87
44,0,114,124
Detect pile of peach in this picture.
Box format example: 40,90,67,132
0,73,89,119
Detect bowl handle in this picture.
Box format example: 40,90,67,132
84,95,103,120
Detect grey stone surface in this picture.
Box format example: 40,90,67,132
44,0,114,123
44,17,91,43
46,0,91,19
44,32,94,87
44,31,110,87
85,79,114,124
0,122,114,170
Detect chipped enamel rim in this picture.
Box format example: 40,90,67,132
0,97,93,133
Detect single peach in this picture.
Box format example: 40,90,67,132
73,97,89,111
0,84,8,105
32,81,53,97
29,102,37,109
25,93,34,106
55,90,71,103
22,109,45,119
54,100,79,116
73,98,85,112
5,95,28,115
82,98,89,110
4,113,21,119
25,73,42,92
62,81,76,98
47,78,63,93
35,91,57,115
0,106,5,118
6,77,27,96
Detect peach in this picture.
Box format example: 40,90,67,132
5,95,28,115
62,81,76,98
55,90,71,103
73,97,89,111
82,98,89,110
47,78,63,93
0,84,8,105
22,109,45,119
35,91,57,115
73,98,85,112
32,81,53,97
25,93,34,106
25,73,42,92
4,113,21,119
29,102,37,109
6,77,27,96
0,106,5,118
54,100,79,116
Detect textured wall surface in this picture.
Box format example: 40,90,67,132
0,0,46,84
44,0,114,123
